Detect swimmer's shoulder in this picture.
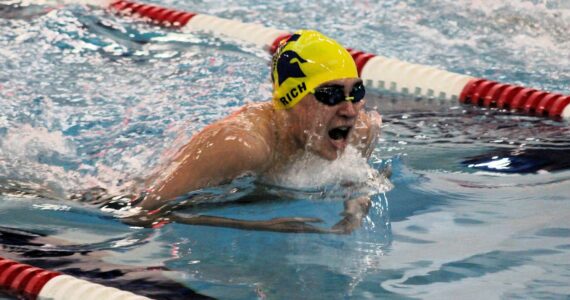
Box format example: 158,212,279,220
221,101,276,143
195,102,275,168
225,102,274,123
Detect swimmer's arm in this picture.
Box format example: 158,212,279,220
139,126,271,210
125,196,370,234
126,191,371,234
331,196,371,234
124,208,337,234
167,215,334,233
350,111,382,158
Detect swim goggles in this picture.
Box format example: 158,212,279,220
311,81,366,106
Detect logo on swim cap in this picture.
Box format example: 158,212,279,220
275,50,307,86
271,30,358,110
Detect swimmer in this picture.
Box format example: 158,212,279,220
83,30,384,234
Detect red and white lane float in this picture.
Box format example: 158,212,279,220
0,256,150,299
89,0,570,121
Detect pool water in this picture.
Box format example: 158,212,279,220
1,0,570,299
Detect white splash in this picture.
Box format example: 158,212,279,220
0,125,103,198
0,124,74,159
32,203,71,211
268,146,393,195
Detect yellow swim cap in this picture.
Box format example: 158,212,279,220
271,30,358,110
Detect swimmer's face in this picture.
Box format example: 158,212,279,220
289,78,365,160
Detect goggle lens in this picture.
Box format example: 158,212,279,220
312,82,365,106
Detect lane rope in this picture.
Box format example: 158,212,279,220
100,0,570,120
0,256,152,300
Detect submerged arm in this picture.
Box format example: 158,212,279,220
123,196,370,234
122,205,336,234
331,196,372,234
168,214,334,233
172,196,372,234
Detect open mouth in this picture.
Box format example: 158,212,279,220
328,126,352,140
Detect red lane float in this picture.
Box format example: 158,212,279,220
460,78,570,119
347,49,377,76
0,256,151,300
110,0,196,27
106,0,570,120
0,257,59,299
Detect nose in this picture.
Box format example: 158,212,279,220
337,100,359,118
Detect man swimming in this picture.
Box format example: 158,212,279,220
103,30,383,233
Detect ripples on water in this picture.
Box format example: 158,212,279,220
1,0,570,299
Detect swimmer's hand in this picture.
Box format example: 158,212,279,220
331,196,371,235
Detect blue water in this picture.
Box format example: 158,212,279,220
1,0,570,299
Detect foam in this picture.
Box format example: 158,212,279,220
266,146,392,196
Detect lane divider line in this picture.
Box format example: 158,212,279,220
103,0,569,120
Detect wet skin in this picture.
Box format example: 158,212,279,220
128,78,383,234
